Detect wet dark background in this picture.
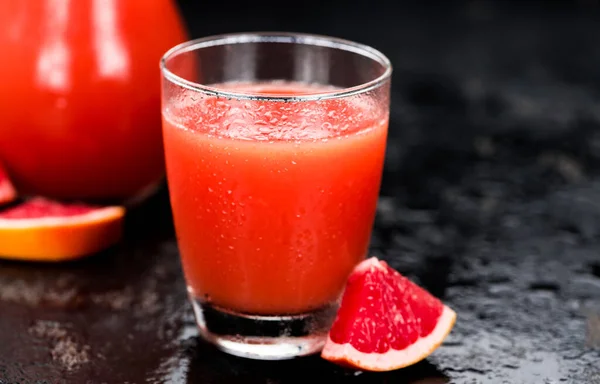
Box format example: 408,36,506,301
2,0,600,382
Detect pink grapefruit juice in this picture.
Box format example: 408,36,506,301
163,81,388,315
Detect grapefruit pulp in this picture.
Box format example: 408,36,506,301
0,163,16,205
321,257,456,372
0,197,125,261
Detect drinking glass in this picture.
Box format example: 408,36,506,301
160,32,392,360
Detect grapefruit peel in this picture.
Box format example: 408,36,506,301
0,197,125,262
321,257,457,372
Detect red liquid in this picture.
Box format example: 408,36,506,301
163,82,388,315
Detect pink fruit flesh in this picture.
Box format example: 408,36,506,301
329,257,444,354
0,198,96,219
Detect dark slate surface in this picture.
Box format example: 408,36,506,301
1,1,600,382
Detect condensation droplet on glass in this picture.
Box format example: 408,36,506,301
208,187,213,193
291,160,297,165
227,190,232,195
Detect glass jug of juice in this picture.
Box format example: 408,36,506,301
0,0,189,203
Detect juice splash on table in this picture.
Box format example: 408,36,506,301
163,81,388,315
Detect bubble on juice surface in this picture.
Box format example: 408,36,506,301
167,81,384,142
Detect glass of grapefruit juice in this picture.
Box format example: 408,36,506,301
160,33,392,360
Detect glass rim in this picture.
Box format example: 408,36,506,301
160,32,393,102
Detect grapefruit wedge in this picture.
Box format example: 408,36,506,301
321,257,456,372
0,197,125,261
0,163,16,205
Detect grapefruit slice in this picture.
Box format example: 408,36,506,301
0,197,125,261
321,257,456,372
0,163,16,205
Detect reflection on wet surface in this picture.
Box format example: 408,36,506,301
174,336,449,384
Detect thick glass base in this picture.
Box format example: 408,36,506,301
190,296,338,360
